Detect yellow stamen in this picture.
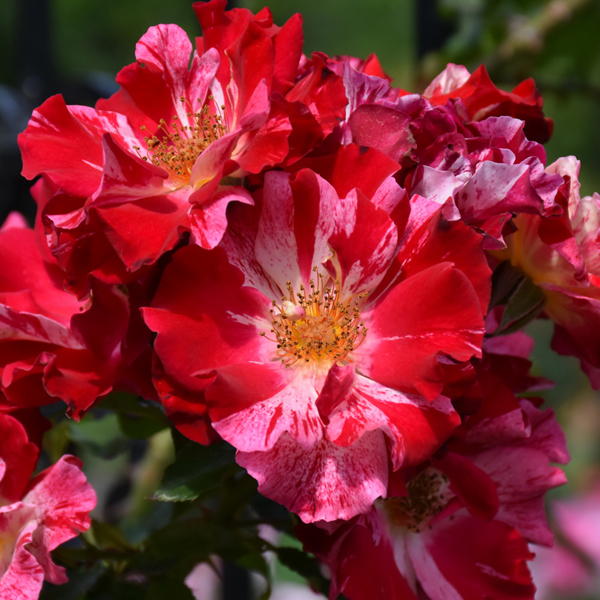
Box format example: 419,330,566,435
137,96,228,182
261,267,368,367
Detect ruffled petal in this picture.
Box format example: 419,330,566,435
322,369,459,469
144,244,272,384
356,263,484,400
408,515,535,600
208,365,323,452
237,430,388,522
18,96,137,197
21,456,96,584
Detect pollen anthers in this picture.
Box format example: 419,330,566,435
382,470,449,533
133,95,228,181
260,267,368,367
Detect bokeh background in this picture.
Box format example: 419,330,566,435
2,1,600,598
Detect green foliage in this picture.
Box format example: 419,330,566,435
86,576,146,600
89,520,136,553
39,566,104,600
101,393,171,439
67,411,131,459
154,440,238,502
272,546,330,596
497,274,546,334
489,261,547,335
43,418,72,464
489,259,527,309
145,577,197,600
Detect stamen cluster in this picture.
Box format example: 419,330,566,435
383,470,448,533
261,267,368,367
134,96,227,181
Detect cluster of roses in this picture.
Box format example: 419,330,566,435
1,0,597,597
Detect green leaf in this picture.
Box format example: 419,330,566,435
87,575,146,600
249,493,295,533
214,472,258,522
236,553,272,600
117,412,169,439
154,440,237,502
101,393,170,420
68,413,130,459
99,393,171,439
145,576,196,600
89,520,136,552
489,260,525,309
39,565,105,600
43,419,71,464
236,551,268,573
120,499,174,546
275,546,330,596
136,517,267,577
138,519,231,574
50,545,102,567
497,275,546,335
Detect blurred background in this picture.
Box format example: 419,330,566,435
3,1,600,598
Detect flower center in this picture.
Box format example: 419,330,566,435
261,268,368,367
134,96,228,182
381,470,448,533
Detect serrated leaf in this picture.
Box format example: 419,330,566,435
497,275,546,335
154,440,237,502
